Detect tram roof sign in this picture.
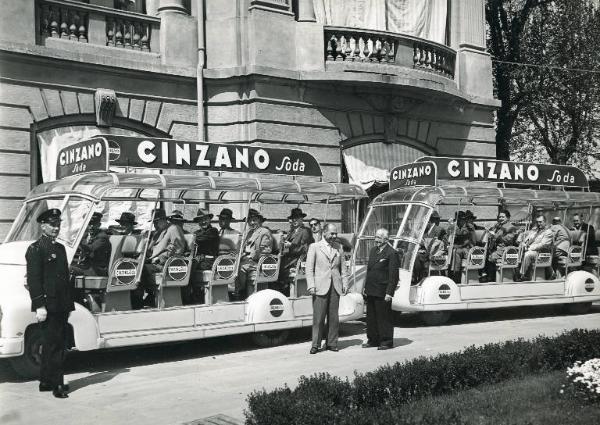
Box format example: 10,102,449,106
57,136,323,178
390,156,588,189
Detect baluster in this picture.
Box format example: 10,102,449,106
326,35,335,61
69,11,78,41
387,41,395,63
379,40,388,63
413,44,420,67
335,34,343,61
132,22,141,50
345,36,353,61
40,4,50,37
420,47,427,67
353,36,361,61
140,23,150,51
79,12,87,43
123,20,132,48
362,37,370,61
106,17,115,46
49,7,59,38
115,19,123,47
60,8,69,39
425,48,432,69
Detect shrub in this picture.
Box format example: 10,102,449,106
245,329,600,424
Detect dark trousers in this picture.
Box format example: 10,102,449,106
312,286,340,349
366,296,393,347
40,312,69,387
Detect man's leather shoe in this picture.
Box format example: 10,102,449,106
377,345,393,350
53,385,69,399
326,346,339,352
362,342,377,348
39,382,53,392
309,347,318,354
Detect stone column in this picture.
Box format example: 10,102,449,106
158,0,197,68
158,0,190,14
296,0,316,22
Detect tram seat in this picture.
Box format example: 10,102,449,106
495,246,520,283
248,232,283,296
533,247,553,281
461,246,486,284
160,234,196,307
204,254,237,304
289,256,308,297
559,245,584,275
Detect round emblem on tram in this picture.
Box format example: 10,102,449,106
114,260,137,285
261,256,278,278
584,278,595,293
215,257,235,280
108,139,121,162
438,284,451,300
269,298,284,317
167,258,188,281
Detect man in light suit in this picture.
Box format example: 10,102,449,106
235,209,273,298
306,223,348,354
517,215,553,281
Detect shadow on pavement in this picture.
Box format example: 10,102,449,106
337,338,363,350
68,368,130,392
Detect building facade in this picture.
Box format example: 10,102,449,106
0,0,498,237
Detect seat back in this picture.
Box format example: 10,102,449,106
465,246,486,270
161,234,195,288
567,245,583,267
251,233,284,293
495,246,520,283
290,257,308,297
535,247,553,267
106,234,146,293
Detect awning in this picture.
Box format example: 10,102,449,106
342,142,426,190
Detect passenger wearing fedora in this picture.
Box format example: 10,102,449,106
449,210,476,283
193,209,220,269
71,212,111,277
112,211,140,235
235,209,273,298
413,210,447,282
277,208,314,294
25,209,73,398
135,208,188,308
217,208,240,255
168,210,189,234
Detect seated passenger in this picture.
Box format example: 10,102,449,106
111,212,140,235
277,208,314,294
193,209,219,270
71,212,111,277
515,215,553,281
550,216,571,278
479,209,517,283
413,211,447,283
168,210,189,234
449,211,476,283
309,218,323,243
135,208,188,308
571,213,598,255
217,208,241,255
233,209,273,299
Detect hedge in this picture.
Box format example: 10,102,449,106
245,329,600,425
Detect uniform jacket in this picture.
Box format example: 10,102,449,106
281,225,313,270
25,235,74,312
550,224,571,253
149,224,188,264
242,226,273,262
523,227,554,252
571,223,598,255
76,229,111,276
365,244,399,298
305,239,348,296
194,225,219,257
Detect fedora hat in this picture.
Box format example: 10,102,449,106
150,208,168,222
288,207,307,220
464,210,477,220
168,210,186,223
193,208,214,223
218,208,235,220
116,211,138,225
430,210,441,220
247,208,261,219
89,212,103,225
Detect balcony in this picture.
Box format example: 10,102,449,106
323,26,456,80
36,0,160,53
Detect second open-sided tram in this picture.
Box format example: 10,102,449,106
352,156,600,325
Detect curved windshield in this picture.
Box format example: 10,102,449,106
355,203,431,271
6,196,94,248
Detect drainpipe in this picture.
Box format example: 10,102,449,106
197,0,206,142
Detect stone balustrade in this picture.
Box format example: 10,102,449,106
37,0,159,52
324,26,456,79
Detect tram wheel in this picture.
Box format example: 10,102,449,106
564,302,592,315
9,325,43,379
420,311,452,326
251,330,290,348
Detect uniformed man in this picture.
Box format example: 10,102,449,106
71,212,111,277
278,207,314,294
25,209,73,399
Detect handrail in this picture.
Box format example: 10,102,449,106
40,0,160,23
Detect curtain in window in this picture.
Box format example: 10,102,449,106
313,0,447,44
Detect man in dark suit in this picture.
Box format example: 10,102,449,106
25,209,74,399
362,228,399,350
571,213,598,255
71,212,111,276
278,207,314,294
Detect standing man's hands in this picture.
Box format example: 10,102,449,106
308,287,316,296
384,294,392,302
36,306,47,322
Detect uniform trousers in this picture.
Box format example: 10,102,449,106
366,296,393,347
311,286,340,349
41,312,69,387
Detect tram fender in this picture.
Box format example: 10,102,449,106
68,303,101,351
245,289,294,323
418,276,461,306
565,270,600,297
